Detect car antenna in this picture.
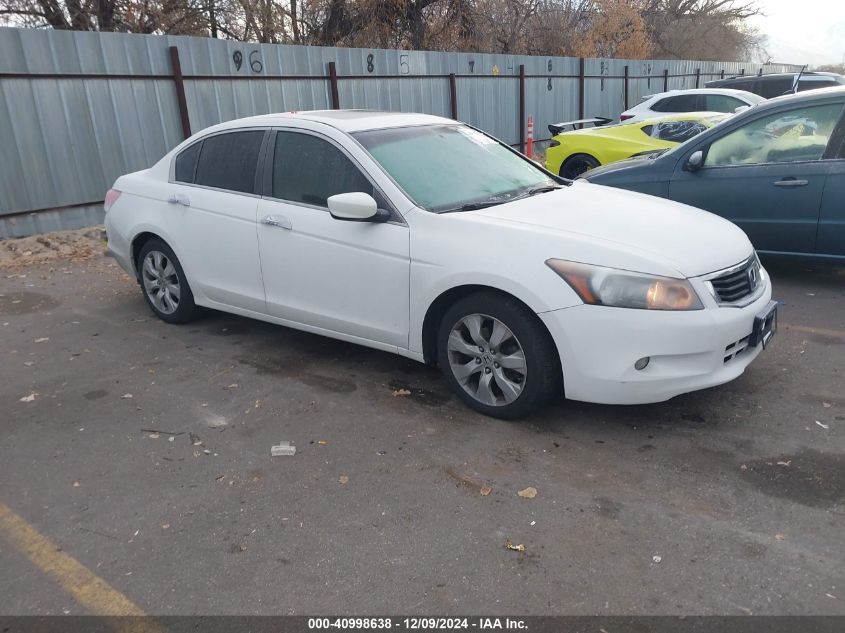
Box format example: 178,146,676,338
791,65,807,94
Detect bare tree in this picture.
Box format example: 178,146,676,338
639,0,761,60
0,0,764,62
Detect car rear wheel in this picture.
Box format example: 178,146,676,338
560,153,600,180
137,238,202,324
437,291,561,419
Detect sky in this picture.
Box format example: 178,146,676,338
750,0,845,66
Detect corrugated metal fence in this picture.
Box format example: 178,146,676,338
0,27,801,237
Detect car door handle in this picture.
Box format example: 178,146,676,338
262,215,292,230
773,178,808,188
167,193,191,206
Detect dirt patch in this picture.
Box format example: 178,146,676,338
0,291,60,315
0,226,106,269
740,449,845,509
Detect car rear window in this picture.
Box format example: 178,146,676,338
756,77,793,98
641,120,709,142
174,141,201,183
193,131,264,194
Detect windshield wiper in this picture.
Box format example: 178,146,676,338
441,200,507,213
440,184,563,213
524,185,563,196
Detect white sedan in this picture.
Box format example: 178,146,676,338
105,111,776,418
619,88,765,123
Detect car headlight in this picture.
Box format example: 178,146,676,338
546,259,703,311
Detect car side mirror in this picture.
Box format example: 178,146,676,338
327,192,389,223
684,150,704,172
733,105,750,114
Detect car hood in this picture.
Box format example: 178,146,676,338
470,181,752,278
581,155,657,179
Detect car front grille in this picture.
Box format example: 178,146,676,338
709,256,762,305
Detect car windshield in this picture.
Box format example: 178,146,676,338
353,124,557,213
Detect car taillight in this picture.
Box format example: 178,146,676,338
619,114,634,122
104,188,122,212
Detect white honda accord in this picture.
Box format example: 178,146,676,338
105,110,776,418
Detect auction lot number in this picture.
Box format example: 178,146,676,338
308,618,473,629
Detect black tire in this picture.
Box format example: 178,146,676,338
437,291,562,419
560,153,600,180
136,238,202,324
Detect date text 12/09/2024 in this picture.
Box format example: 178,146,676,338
308,618,527,630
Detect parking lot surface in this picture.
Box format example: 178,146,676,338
1,252,844,616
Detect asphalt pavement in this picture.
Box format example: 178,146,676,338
1,254,843,615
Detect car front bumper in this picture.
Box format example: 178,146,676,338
539,280,773,405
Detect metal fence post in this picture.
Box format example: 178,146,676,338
519,64,526,153
449,73,458,120
328,62,340,109
663,69,669,92
169,46,191,139
695,68,701,88
578,58,585,122
623,65,629,110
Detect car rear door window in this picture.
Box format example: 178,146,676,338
654,94,703,113
705,95,745,112
174,141,201,183
271,131,375,208
705,102,845,167
194,130,264,194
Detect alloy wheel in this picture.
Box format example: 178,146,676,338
142,250,181,315
446,314,527,407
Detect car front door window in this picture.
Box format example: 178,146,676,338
272,131,377,207
705,95,744,113
705,103,844,167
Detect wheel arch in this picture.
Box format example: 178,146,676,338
130,231,164,279
421,284,561,369
129,230,188,282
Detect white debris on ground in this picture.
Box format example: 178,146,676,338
271,441,296,457
0,226,106,269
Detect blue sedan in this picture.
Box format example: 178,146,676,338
583,87,845,261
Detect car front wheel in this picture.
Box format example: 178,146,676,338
437,291,561,419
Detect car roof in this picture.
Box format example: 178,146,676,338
707,72,845,86
721,71,842,80
636,111,730,125
645,88,759,99
750,85,845,109
558,112,726,138
199,110,455,135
